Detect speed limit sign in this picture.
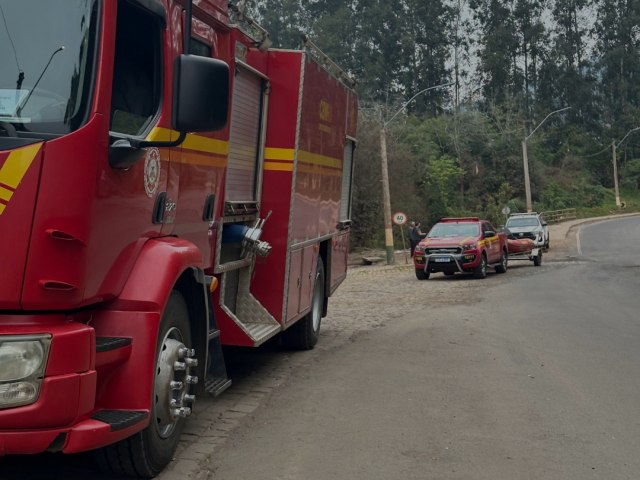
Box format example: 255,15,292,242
392,212,408,226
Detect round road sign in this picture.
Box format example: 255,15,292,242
501,206,511,216
393,212,408,225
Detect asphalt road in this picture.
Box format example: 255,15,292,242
3,215,640,479
209,216,640,480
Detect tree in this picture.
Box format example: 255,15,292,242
470,0,521,105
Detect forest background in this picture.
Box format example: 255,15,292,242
246,0,640,249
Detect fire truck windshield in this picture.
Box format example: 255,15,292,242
0,0,98,136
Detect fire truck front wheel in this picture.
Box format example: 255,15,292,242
96,291,194,478
282,260,325,350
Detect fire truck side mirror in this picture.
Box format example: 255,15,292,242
173,54,230,132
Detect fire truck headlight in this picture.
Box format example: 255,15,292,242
0,340,46,381
0,336,50,408
462,243,477,251
0,382,38,408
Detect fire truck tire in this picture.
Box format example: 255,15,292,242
495,250,508,273
95,291,193,478
415,268,430,280
473,253,488,279
282,260,325,350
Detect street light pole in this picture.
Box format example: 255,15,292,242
379,125,394,264
379,82,454,264
611,126,640,207
521,138,532,212
521,106,571,212
612,140,620,207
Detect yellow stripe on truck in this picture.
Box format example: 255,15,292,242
0,143,42,189
0,143,42,216
0,186,12,201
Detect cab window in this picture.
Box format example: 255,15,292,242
110,0,162,136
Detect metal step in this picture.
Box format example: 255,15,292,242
95,336,131,352
204,377,232,397
91,410,147,431
219,266,281,346
95,337,132,368
243,322,281,344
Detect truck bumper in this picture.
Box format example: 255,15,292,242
413,251,480,273
0,314,148,455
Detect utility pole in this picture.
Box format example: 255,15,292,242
521,107,571,212
611,127,640,208
379,82,454,264
379,125,394,264
612,140,621,207
521,138,532,213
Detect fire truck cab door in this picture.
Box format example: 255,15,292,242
107,0,168,235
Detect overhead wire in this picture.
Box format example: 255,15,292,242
0,3,22,74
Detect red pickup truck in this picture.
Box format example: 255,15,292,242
413,217,508,280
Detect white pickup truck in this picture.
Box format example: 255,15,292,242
504,212,550,249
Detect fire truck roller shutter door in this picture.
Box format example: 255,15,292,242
226,66,264,203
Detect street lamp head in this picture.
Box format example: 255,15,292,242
383,81,454,128
525,106,571,141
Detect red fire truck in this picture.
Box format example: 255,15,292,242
0,0,357,476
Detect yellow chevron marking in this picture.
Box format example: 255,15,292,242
0,186,12,201
0,143,42,216
0,143,42,189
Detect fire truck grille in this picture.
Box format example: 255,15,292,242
426,247,462,255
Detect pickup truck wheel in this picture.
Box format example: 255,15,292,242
282,260,324,350
444,272,455,276
473,253,488,279
533,250,542,266
495,250,508,273
415,268,429,280
95,291,194,478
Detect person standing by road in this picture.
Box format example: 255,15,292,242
408,221,416,256
410,222,426,256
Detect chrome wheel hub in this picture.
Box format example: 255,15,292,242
154,328,198,439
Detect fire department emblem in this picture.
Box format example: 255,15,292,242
144,148,161,197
